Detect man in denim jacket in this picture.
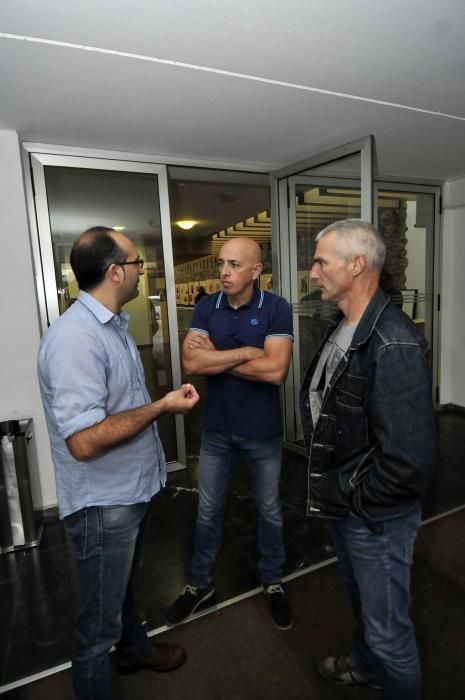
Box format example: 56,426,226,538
300,219,436,700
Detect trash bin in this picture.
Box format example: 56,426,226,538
0,419,41,554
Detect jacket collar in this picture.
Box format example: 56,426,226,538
351,287,390,348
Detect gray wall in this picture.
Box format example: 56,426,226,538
0,130,56,509
441,177,465,407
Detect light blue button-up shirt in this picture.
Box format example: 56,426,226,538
38,291,166,519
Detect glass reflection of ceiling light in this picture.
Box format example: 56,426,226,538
176,220,197,230
113,226,126,231
61,263,74,281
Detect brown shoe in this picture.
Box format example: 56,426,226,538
116,642,187,675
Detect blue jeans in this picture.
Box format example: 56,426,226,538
330,506,422,700
64,502,153,700
191,431,285,588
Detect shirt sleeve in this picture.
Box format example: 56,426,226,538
39,324,108,440
266,296,294,340
189,295,211,336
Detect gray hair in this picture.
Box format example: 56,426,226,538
316,219,386,270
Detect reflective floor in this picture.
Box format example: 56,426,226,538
0,412,464,689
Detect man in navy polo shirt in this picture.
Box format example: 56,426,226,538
167,237,294,630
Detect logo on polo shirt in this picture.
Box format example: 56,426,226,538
250,318,259,325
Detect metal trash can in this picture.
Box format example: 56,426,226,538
0,419,41,554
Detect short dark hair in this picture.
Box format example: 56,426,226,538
70,227,126,291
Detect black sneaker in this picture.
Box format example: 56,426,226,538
318,655,382,690
166,584,215,626
262,583,293,630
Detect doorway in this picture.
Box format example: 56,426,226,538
269,137,439,449
29,154,273,470
30,155,185,467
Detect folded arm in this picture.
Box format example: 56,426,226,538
182,331,265,376
227,335,293,385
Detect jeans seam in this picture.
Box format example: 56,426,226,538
83,509,88,558
86,508,105,691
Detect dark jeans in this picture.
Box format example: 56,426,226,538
330,505,422,700
191,431,285,588
64,502,153,700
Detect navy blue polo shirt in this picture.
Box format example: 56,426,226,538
190,288,293,438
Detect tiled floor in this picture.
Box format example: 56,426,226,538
0,411,463,689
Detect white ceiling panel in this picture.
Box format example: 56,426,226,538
1,0,465,180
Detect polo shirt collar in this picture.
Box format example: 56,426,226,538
216,286,264,310
77,290,129,328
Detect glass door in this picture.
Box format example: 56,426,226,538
30,154,187,469
166,166,272,466
269,137,374,448
374,183,440,394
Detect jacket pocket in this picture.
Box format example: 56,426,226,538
335,403,368,449
309,464,352,517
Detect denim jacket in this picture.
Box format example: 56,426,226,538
300,287,437,527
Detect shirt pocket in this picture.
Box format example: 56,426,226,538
106,355,140,411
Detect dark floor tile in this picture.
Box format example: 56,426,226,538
136,533,195,627
160,487,199,537
2,544,73,683
1,412,465,689
213,541,259,599
36,518,68,551
0,549,24,586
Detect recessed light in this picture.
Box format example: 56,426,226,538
176,220,197,230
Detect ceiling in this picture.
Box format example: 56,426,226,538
1,0,465,182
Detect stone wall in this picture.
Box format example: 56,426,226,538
378,202,408,289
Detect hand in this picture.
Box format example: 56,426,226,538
187,334,215,350
163,384,200,414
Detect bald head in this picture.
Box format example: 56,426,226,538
217,237,263,305
219,237,262,264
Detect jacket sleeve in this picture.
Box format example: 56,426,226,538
354,341,437,511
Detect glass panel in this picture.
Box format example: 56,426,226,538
292,162,362,370
377,189,435,352
167,167,271,461
43,166,178,462
294,181,362,379
299,152,362,178
284,152,362,447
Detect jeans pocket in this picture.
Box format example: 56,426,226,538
403,520,418,565
64,508,102,560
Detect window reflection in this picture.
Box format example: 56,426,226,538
167,167,271,459
43,166,178,462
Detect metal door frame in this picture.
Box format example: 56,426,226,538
269,136,374,448
374,180,441,404
26,153,187,468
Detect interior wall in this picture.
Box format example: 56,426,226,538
441,177,465,408
2,127,463,517
0,131,57,509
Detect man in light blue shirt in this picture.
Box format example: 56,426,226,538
38,227,199,700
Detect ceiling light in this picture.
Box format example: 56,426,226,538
176,220,197,230
113,226,126,231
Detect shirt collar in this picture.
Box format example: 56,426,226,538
77,290,129,328
217,286,263,310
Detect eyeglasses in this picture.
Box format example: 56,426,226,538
118,257,144,269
